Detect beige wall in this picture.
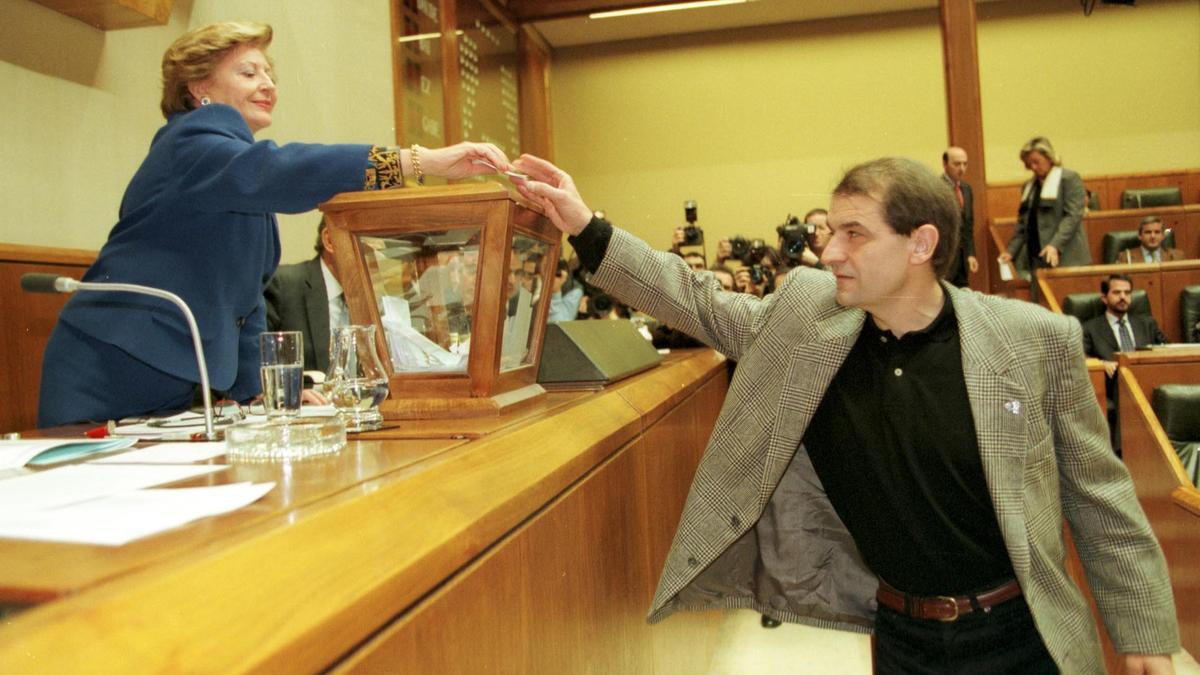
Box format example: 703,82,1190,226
0,0,395,262
551,8,948,256
978,0,1200,184
550,0,1200,256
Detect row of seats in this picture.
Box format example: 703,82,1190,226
1061,285,1200,343
1100,229,1177,264
1119,187,1184,210
1153,384,1200,487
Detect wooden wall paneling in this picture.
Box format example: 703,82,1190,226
335,362,728,674
1118,348,1200,401
986,184,1023,224
518,25,554,161
1159,265,1200,343
1186,170,1200,205
1118,365,1200,657
637,375,726,674
0,246,95,433
939,0,990,292
441,0,463,146
1181,209,1200,259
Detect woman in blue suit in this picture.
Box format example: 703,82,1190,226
38,21,510,427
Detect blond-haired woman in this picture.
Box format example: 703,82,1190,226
39,22,509,427
999,137,1090,285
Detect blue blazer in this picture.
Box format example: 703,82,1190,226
56,104,371,400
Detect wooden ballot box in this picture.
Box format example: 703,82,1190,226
320,184,560,419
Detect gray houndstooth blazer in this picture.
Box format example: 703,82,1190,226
591,227,1178,673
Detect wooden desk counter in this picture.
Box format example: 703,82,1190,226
0,348,728,674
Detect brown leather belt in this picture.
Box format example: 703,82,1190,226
876,578,1023,622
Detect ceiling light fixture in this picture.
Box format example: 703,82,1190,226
589,0,749,20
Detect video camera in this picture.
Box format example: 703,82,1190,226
776,215,813,265
681,200,704,246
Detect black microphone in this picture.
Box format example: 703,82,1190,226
20,273,78,294
21,272,218,441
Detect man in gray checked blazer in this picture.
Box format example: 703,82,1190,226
513,155,1178,674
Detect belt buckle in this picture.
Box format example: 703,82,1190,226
932,596,960,622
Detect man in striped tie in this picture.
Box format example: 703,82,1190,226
1081,273,1168,453
941,146,977,288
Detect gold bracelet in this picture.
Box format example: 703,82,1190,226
410,144,425,185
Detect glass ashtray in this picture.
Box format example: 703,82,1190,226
225,416,347,462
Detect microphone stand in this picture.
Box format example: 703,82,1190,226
26,276,217,441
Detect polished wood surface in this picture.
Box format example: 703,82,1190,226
1117,347,1200,401
338,373,727,673
27,0,171,30
0,348,727,673
1118,359,1200,657
938,0,991,293
987,168,1200,220
0,244,96,433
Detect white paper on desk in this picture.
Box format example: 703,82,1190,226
0,463,226,513
90,442,228,465
0,481,274,546
0,438,138,469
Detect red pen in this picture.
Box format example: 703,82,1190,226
85,420,115,439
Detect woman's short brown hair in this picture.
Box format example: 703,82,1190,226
160,22,274,119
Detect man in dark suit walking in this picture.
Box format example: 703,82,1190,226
942,146,976,288
1082,273,1168,455
264,218,348,374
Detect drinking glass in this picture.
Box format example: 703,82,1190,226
260,331,303,419
326,325,389,432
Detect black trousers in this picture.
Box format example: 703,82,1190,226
873,595,1059,674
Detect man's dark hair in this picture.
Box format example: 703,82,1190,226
941,151,949,163
1137,215,1163,234
313,216,327,257
803,208,827,223
832,157,960,278
1100,273,1133,295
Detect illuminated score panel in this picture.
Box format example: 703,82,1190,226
398,0,446,160
457,0,521,162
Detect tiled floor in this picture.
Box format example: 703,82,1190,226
706,609,1200,674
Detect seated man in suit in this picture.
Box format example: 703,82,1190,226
1082,273,1169,371
264,217,347,374
1082,273,1168,454
1119,215,1185,264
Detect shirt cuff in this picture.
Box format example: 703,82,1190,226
364,146,405,190
568,216,613,274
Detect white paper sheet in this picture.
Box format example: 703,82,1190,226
0,463,226,513
90,442,228,465
0,481,275,546
0,438,138,469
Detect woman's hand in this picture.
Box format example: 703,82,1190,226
511,154,594,236
417,142,511,181
1039,244,1060,267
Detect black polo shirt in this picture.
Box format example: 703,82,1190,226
802,295,1015,595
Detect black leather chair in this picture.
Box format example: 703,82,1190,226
1120,187,1183,209
1152,384,1200,486
1182,285,1200,343
1061,289,1151,324
1101,229,1178,264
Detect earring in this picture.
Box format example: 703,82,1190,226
199,96,211,106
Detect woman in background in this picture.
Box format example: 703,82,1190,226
999,137,1089,286
38,21,510,426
